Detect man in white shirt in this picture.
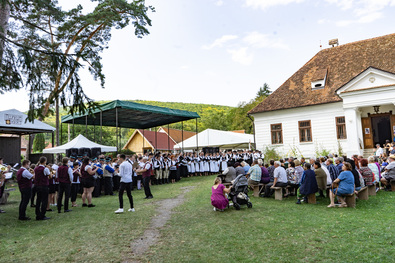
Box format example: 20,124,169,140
263,161,288,197
17,160,34,220
375,144,384,157
115,154,135,214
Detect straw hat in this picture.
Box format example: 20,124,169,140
389,155,395,160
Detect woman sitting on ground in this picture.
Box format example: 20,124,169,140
328,162,355,208
296,163,318,204
358,158,374,186
211,177,230,212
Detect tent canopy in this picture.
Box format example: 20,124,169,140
176,129,254,150
0,109,55,135
61,100,200,129
43,134,116,154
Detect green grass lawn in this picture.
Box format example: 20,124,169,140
1,176,394,263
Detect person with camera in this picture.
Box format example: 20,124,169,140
16,160,34,220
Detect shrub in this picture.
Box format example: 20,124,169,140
262,145,281,164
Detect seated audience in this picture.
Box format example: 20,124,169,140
328,162,355,208
246,160,261,187
296,163,318,204
380,155,395,190
258,159,270,184
358,158,374,186
221,162,237,183
263,161,288,197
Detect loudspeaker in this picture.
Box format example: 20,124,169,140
78,147,91,158
66,148,72,158
68,148,78,157
91,147,101,158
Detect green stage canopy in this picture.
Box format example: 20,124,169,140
61,100,200,129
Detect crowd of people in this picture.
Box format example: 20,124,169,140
211,149,395,210
0,149,265,220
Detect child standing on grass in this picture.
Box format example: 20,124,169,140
211,177,230,212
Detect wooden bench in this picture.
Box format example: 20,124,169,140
307,193,316,204
391,180,395,191
356,186,369,200
343,193,356,208
271,186,285,200
252,183,265,197
368,183,377,196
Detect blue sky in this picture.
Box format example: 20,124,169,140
2,0,395,112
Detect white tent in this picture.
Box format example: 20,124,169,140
43,134,117,154
175,129,254,150
0,109,55,134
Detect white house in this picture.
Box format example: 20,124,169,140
249,33,395,158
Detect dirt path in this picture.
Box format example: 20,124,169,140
123,186,195,263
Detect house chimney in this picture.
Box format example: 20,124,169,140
329,38,339,47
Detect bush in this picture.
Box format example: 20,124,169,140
262,145,281,164
32,133,46,153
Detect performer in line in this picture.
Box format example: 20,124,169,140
80,157,98,207
34,157,51,220
71,162,81,207
103,157,115,195
115,154,135,213
56,157,73,213
16,160,34,220
136,156,153,199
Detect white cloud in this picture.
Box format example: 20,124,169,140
244,0,305,10
227,47,253,66
202,35,238,50
243,32,289,50
215,0,224,6
324,0,395,26
180,65,189,70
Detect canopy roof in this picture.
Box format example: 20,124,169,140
0,109,55,135
61,100,200,129
43,134,116,154
176,129,254,150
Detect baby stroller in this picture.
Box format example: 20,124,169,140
228,174,253,210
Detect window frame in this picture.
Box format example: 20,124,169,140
299,120,312,143
270,123,283,145
336,116,347,139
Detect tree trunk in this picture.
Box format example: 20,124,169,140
0,0,10,63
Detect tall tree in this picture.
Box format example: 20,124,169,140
32,133,46,153
0,0,154,121
256,83,271,99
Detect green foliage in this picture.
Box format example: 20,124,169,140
32,133,46,153
1,0,155,121
315,142,331,158
262,145,281,163
337,140,344,157
117,149,136,155
256,82,271,99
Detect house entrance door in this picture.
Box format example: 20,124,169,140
371,115,391,146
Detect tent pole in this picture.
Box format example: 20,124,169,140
116,107,119,151
51,132,54,153
142,129,145,154
167,124,170,153
85,115,87,137
100,111,103,144
94,124,96,142
72,117,75,138
155,126,157,153
182,121,184,153
196,118,198,152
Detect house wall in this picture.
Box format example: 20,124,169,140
253,102,348,158
124,133,153,154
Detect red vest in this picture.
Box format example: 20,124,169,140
57,165,71,184
34,165,49,186
80,164,90,179
17,168,32,189
142,163,152,178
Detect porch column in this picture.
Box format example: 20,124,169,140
344,107,362,157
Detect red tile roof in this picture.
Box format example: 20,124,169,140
138,129,176,150
249,33,395,114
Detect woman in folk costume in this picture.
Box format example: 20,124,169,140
186,154,192,177
209,154,215,175
189,154,196,176
194,153,200,176
220,152,228,173
204,154,210,175
200,153,205,176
